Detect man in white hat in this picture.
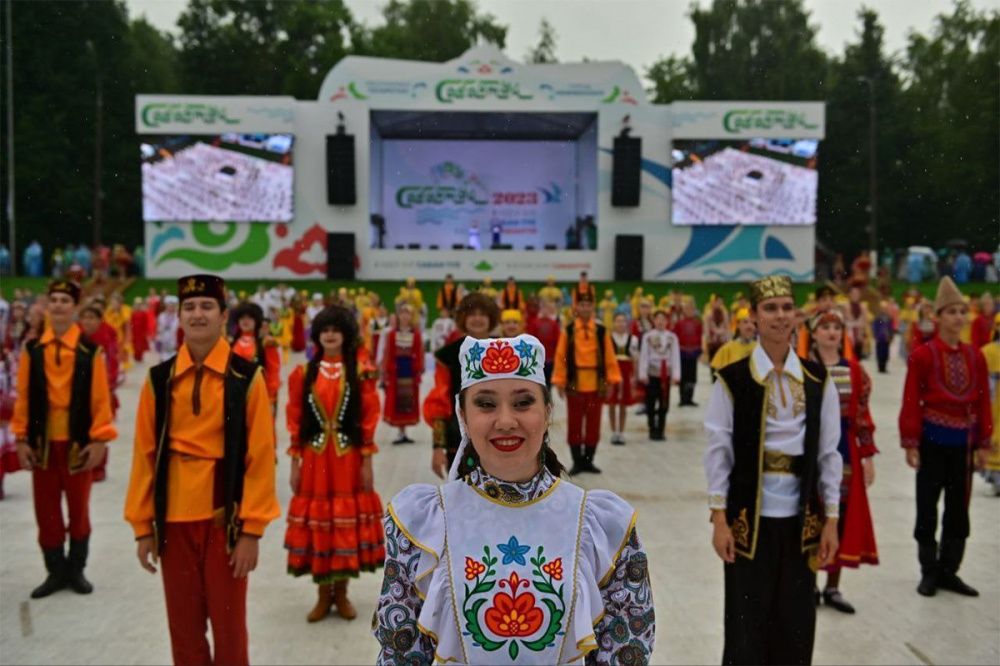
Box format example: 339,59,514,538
899,276,993,597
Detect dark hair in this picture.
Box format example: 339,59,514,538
304,305,362,446
231,301,264,333
79,305,103,320
455,383,565,479
456,292,500,333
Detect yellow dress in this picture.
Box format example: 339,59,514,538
104,304,132,369
981,341,1000,472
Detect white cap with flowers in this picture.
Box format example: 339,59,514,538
448,334,547,480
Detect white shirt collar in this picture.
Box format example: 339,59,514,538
750,342,803,383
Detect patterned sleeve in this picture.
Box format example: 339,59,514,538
373,513,436,666
587,526,655,666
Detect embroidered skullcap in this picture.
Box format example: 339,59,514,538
48,279,81,303
933,276,965,314
749,275,793,306
177,274,226,306
448,335,547,481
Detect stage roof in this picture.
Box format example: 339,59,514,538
370,110,596,140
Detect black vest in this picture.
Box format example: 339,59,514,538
149,351,257,554
717,355,827,561
565,321,607,392
434,337,465,452
438,285,458,311
296,362,364,449
26,333,96,467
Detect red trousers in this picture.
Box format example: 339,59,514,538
566,390,604,448
160,520,249,666
32,440,92,549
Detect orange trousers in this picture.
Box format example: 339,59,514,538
160,520,249,666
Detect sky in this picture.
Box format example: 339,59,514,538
128,0,1000,80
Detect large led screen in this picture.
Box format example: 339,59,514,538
671,138,818,225
379,139,579,249
141,133,294,223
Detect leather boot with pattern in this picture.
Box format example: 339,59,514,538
307,584,333,622
332,579,357,620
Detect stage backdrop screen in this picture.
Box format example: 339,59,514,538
141,133,294,223
671,138,818,225
380,139,577,249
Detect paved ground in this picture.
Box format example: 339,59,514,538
1,346,998,665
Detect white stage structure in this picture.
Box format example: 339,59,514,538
136,46,824,281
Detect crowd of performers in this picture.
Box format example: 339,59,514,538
0,269,995,666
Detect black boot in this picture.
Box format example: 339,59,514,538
581,448,602,474
568,447,585,476
917,542,938,597
67,538,94,594
822,588,856,614
31,547,68,599
938,539,979,597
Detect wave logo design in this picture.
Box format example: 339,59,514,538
156,222,271,271
702,268,813,281
150,225,186,260
656,226,797,277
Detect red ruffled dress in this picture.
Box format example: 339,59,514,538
284,352,385,582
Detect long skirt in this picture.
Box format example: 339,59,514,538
606,359,637,405
285,442,385,583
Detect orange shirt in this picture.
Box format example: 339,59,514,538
11,324,117,444
232,332,281,403
551,318,622,392
124,337,279,539
285,353,380,457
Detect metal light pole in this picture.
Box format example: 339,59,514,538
4,0,16,272
86,40,103,247
857,75,877,266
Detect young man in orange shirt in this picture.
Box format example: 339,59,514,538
552,290,622,475
12,280,117,598
124,274,279,666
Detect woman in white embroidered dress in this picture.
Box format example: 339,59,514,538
374,334,655,666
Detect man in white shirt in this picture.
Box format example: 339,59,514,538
703,275,842,665
637,310,680,441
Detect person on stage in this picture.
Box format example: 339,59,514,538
285,306,385,622
638,310,680,442
12,280,117,597
229,301,282,411
899,276,993,598
607,312,639,445
710,308,756,378
704,275,842,665
980,312,1000,495
424,293,500,478
377,303,424,445
124,274,279,666
374,334,655,665
552,291,621,475
808,309,879,614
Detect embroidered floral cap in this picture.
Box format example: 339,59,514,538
448,335,547,481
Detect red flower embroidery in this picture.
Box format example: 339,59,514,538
542,558,563,581
465,557,486,580
482,342,520,374
484,572,543,638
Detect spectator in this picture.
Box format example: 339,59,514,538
23,240,43,277
73,244,92,274
953,250,972,284
0,245,10,276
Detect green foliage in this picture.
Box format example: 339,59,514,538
526,18,557,64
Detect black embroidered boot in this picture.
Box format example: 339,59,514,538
67,537,94,594
917,542,938,597
31,547,69,599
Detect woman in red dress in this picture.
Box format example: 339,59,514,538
285,306,385,623
607,312,639,445
78,303,120,483
809,309,879,614
377,303,424,444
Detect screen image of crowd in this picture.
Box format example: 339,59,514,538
671,138,819,226
141,133,294,223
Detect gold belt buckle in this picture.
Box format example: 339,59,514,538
763,450,798,475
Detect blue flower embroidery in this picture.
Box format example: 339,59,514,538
497,536,530,566
467,343,485,362
514,339,534,359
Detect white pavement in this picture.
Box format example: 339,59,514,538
1,348,998,665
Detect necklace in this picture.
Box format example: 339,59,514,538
319,359,341,380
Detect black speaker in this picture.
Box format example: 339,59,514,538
326,134,356,205
615,235,643,280
612,136,641,207
327,232,356,280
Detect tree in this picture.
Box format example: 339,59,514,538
176,0,356,99
526,18,557,64
354,0,507,63
687,0,829,100
645,55,696,103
